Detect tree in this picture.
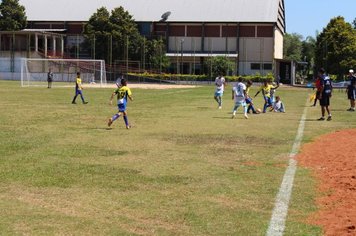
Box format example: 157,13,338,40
205,56,234,77
146,38,170,72
301,36,316,75
315,16,356,79
353,18,356,29
83,6,143,64
82,7,111,61
0,0,27,31
283,33,303,61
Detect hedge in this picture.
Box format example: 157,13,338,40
127,72,276,83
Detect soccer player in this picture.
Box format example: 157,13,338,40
245,80,258,114
214,74,226,109
317,68,332,121
346,69,356,111
254,80,279,113
232,77,248,119
71,72,88,104
108,78,133,129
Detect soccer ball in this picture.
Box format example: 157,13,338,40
256,108,261,113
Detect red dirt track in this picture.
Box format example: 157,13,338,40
297,129,356,236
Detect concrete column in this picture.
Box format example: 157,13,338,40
61,37,64,58
44,35,48,57
52,37,56,56
35,34,38,52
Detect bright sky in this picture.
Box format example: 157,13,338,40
285,0,356,39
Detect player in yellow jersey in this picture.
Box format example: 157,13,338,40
254,80,279,113
71,72,88,104
108,78,133,129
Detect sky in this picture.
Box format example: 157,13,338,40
285,0,356,39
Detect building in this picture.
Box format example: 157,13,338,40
18,0,286,77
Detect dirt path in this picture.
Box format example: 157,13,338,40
297,129,356,236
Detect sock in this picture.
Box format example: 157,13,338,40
112,113,120,122
263,103,268,113
123,115,129,126
250,105,256,113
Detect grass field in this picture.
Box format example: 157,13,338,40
0,80,355,235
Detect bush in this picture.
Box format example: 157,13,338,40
127,72,275,83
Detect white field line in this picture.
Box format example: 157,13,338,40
266,104,308,236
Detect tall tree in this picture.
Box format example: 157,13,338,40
283,33,303,61
0,0,27,31
83,6,143,63
315,16,356,79
83,7,111,61
301,36,316,75
353,17,356,29
146,38,170,72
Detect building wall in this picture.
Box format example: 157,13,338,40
238,24,274,75
274,28,283,59
165,23,239,53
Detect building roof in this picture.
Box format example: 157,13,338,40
20,0,284,24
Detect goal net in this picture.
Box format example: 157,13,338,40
20,58,107,87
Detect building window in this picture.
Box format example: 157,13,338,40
257,26,274,37
263,63,272,70
187,26,202,37
239,26,255,37
170,25,185,36
251,63,261,70
222,26,237,37
204,25,220,37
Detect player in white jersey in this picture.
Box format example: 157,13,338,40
232,77,248,119
214,75,226,109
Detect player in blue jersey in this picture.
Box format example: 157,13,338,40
108,78,133,129
317,68,333,121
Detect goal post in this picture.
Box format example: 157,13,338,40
20,58,107,87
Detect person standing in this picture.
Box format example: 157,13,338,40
312,75,323,107
108,78,133,129
346,69,356,111
317,68,332,121
47,68,53,88
214,74,226,109
231,77,248,119
71,72,88,104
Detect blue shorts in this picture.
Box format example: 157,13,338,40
118,101,127,112
75,90,83,95
215,91,223,97
234,100,246,108
264,96,273,106
245,97,253,104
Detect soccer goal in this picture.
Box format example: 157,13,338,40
20,58,107,87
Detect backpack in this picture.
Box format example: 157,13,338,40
323,76,332,94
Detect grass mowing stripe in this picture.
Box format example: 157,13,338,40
266,102,308,236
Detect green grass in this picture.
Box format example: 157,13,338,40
0,80,355,235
